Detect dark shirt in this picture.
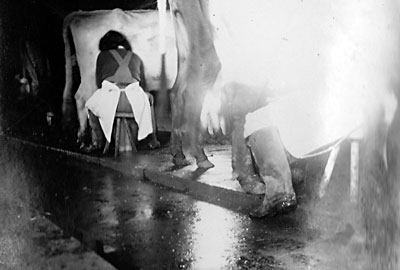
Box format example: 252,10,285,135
95,48,146,89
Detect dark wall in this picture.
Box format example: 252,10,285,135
0,0,158,133
0,0,21,107
0,0,67,131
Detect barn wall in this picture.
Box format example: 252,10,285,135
0,0,67,133
0,0,22,130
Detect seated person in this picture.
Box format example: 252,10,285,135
84,30,160,153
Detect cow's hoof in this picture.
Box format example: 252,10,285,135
173,156,191,167
81,144,103,155
197,159,215,169
239,176,265,195
148,140,161,150
78,142,86,150
249,194,297,218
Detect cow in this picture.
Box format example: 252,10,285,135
62,8,223,172
168,0,273,193
168,0,400,217
16,37,51,97
61,8,178,148
14,35,56,134
15,0,53,99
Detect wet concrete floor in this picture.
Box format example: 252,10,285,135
0,135,374,270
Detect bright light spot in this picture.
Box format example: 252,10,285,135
201,90,222,135
211,0,400,157
191,202,240,269
157,0,167,54
99,176,119,226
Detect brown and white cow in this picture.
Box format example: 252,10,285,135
61,8,178,146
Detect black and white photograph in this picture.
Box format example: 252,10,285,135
0,0,399,269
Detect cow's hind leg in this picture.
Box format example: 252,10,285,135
169,88,190,166
192,127,214,169
185,90,214,169
170,87,213,169
76,96,89,148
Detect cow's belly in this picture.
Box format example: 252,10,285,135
71,9,178,103
139,48,177,91
211,0,400,152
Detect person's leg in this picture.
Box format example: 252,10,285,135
247,126,297,218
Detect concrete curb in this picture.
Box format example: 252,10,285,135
143,169,263,213
4,136,263,215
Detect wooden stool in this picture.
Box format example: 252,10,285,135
318,139,360,203
103,112,137,157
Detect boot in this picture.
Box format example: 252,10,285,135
231,115,265,195
247,127,297,218
250,191,297,218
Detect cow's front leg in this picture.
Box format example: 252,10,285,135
76,96,89,148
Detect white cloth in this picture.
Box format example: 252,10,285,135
85,80,153,142
244,91,361,158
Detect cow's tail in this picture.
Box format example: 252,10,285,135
158,0,167,54
61,12,77,126
156,0,168,123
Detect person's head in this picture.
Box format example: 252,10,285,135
99,30,132,51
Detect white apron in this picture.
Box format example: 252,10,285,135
244,90,363,158
85,80,153,142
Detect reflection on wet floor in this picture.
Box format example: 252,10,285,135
190,202,241,269
0,137,381,269
36,163,368,269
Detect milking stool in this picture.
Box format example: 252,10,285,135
318,130,362,203
103,91,138,157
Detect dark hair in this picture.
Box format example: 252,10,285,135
99,30,132,51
